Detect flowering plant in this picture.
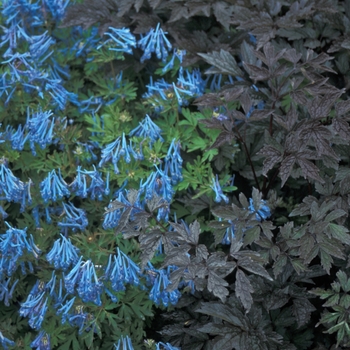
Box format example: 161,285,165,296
2,0,350,349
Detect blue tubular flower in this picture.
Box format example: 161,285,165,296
177,67,205,97
248,198,271,221
46,234,80,270
156,342,180,350
114,335,134,350
249,33,257,44
40,169,70,203
43,0,70,20
31,331,51,350
45,77,79,110
164,139,183,185
129,114,164,143
0,222,41,272
221,219,235,245
162,48,186,72
0,331,15,350
104,248,141,294
8,124,29,150
211,175,229,204
138,23,172,63
58,202,88,232
56,297,76,324
146,264,181,307
65,259,103,306
68,305,93,334
0,277,18,306
0,162,25,203
99,133,131,173
140,167,173,221
70,166,109,200
0,205,8,219
29,31,55,63
19,281,48,330
26,108,55,155
99,27,136,54
208,73,223,91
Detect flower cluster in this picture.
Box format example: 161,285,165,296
46,234,80,270
40,169,70,202
146,264,182,307
64,258,104,306
98,27,136,54
104,248,141,298
0,222,41,278
138,23,172,63
58,202,88,232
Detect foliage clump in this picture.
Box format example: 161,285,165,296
2,0,350,349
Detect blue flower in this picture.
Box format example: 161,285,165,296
0,331,15,350
164,139,183,185
248,198,271,221
156,342,180,350
138,23,172,63
19,280,48,330
114,335,134,350
0,222,41,277
104,248,141,294
42,0,70,20
26,108,55,155
177,67,205,97
162,48,186,73
129,114,164,143
7,124,29,150
220,219,235,245
58,202,88,232
31,331,51,350
70,166,109,200
99,133,132,173
67,305,94,334
46,234,80,270
146,264,181,307
40,169,70,202
64,258,104,306
211,175,229,204
56,297,76,324
0,277,18,306
0,162,25,203
140,167,173,221
29,31,55,63
99,27,136,54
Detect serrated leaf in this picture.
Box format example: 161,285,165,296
198,50,244,77
238,256,273,281
196,302,245,329
293,298,316,328
139,230,162,269
297,158,325,183
243,225,260,246
208,271,229,302
273,255,287,278
235,269,254,312
327,223,350,245
324,209,347,222
280,155,296,187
